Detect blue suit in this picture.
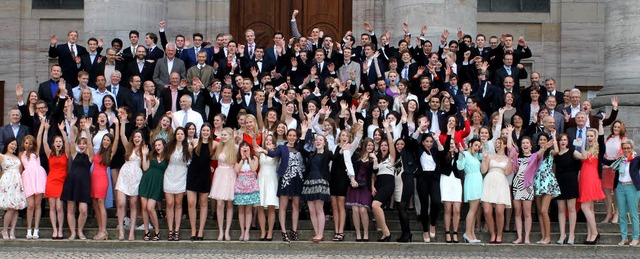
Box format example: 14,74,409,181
180,47,214,70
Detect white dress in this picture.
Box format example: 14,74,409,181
115,153,143,196
257,154,279,208
0,156,27,210
481,159,512,208
163,149,189,194
440,160,462,202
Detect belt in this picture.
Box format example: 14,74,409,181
620,181,634,185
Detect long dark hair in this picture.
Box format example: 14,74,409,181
2,137,17,155
97,133,115,166
166,127,190,162
101,94,117,112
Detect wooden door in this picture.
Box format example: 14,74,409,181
230,0,352,47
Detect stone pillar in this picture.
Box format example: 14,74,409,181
84,0,168,46
384,0,477,45
591,0,640,145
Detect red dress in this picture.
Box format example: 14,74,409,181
242,132,263,155
91,154,109,199
578,154,606,202
45,153,68,198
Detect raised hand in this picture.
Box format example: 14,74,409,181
292,9,299,18
16,83,23,98
57,121,65,132
457,27,464,40
363,22,373,32
402,22,410,34
142,145,149,156
611,96,619,109
50,34,58,45
44,120,50,130
518,36,526,47
421,25,428,35
507,124,514,133
301,119,309,133
159,20,166,29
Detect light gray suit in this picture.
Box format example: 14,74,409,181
153,56,187,88
548,108,565,133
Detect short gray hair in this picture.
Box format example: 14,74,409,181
622,139,635,148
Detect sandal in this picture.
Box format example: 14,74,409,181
153,232,160,241
144,232,150,241
167,230,174,241
290,230,298,241
174,232,180,241
281,232,290,242
332,233,340,241
452,232,459,243
337,233,345,241
445,231,452,243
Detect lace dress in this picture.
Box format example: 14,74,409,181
0,156,27,210
115,152,143,196
481,159,511,208
164,149,189,194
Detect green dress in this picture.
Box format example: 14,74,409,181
138,159,168,201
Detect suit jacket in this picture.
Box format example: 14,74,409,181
352,34,378,63
190,89,212,122
38,79,73,106
210,100,241,128
493,65,528,94
186,64,216,89
107,85,134,110
49,43,89,86
540,90,565,105
180,47,214,70
161,87,187,113
549,109,565,133
80,52,103,87
73,103,99,122
215,58,242,80
121,45,141,64
126,59,155,84
425,109,448,133
361,58,386,89
565,109,618,129
474,81,499,114
153,57,187,88
145,46,165,61
95,59,126,80
0,124,30,153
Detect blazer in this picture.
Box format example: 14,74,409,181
180,47,214,70
95,59,126,80
49,43,89,86
38,79,73,106
0,124,30,152
106,85,134,110
145,46,165,62
474,81,499,114
209,100,241,128
152,57,187,88
126,59,155,84
186,64,216,90
493,65,528,94
161,87,187,113
80,52,103,87
73,103,99,123
190,89,212,122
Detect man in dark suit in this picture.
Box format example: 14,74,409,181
121,30,141,64
544,96,565,133
263,32,287,78
312,49,338,85
210,85,241,128
0,107,30,152
238,77,257,113
180,33,214,70
38,65,72,107
242,45,272,77
95,48,126,86
565,111,589,151
126,45,155,84
161,72,187,113
493,76,521,109
361,44,386,89
424,95,448,133
541,77,564,105
158,21,185,58
474,76,499,115
352,27,378,63
493,53,527,94
106,71,133,110
153,43,187,90
565,98,619,130
145,32,165,62
471,34,491,61
187,78,212,122
79,37,103,87
48,31,88,87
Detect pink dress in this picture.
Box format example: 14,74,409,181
208,153,237,201
21,152,47,197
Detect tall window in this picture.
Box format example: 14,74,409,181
478,0,550,12
32,0,84,9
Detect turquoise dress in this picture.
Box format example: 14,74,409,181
457,151,483,202
533,156,561,198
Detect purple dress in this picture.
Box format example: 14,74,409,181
346,160,373,208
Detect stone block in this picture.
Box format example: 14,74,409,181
541,23,560,42
560,2,602,23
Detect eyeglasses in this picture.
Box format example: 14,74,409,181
36,106,47,110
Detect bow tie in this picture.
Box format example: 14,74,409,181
244,93,251,96
256,59,263,62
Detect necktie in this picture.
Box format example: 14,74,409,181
182,110,188,127
249,45,254,57
138,61,144,72
114,87,118,96
195,47,200,53
402,66,408,79
506,67,511,75
317,63,322,73
70,44,76,58
198,65,203,77
577,128,583,152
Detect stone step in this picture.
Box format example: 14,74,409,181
17,218,627,233
6,228,627,244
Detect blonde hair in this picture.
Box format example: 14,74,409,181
215,127,237,164
244,114,259,137
585,128,599,156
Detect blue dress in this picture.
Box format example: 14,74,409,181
457,151,483,202
301,153,330,202
533,156,561,198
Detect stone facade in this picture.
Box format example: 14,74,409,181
1,0,609,124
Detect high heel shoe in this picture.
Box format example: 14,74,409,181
289,231,298,241
445,231,452,243
26,229,32,240
377,235,391,242
118,226,125,241
396,233,412,243
463,233,472,243
557,235,566,245
593,233,600,245
153,232,160,241
612,213,619,224
33,229,39,240
452,232,459,243
281,232,290,242
1,231,8,240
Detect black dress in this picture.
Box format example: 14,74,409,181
111,123,134,169
61,153,92,204
187,143,212,193
554,147,581,200
329,146,350,196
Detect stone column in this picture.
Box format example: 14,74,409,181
384,0,477,46
591,0,640,145
84,0,168,46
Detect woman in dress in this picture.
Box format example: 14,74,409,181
93,112,115,209
165,127,191,241
110,107,134,211
255,129,305,242
575,119,606,245
150,114,173,143
234,141,260,241
440,133,462,243
73,87,99,123
458,138,483,243
241,114,262,151
0,138,27,240
100,95,118,125
20,132,47,240
257,135,279,241
511,136,534,244
185,122,198,143
139,139,168,241
90,115,119,240
480,137,515,243
530,132,561,244
371,120,395,242
61,118,94,240
602,120,627,224
299,123,332,243
347,138,375,242
281,101,298,130
209,127,237,241
186,124,215,241
115,128,146,241
42,121,69,239
555,133,582,245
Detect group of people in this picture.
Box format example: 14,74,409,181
0,10,638,246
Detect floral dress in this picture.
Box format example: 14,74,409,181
533,156,561,198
